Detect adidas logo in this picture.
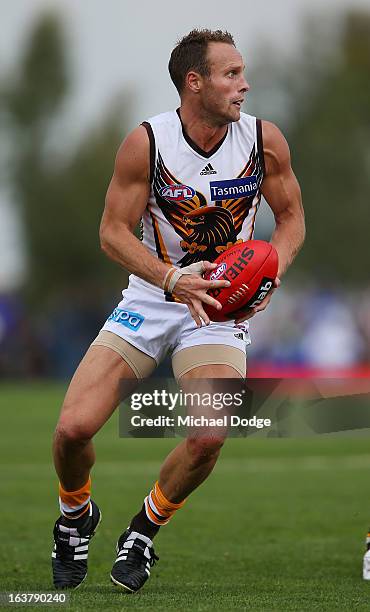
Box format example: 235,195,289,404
234,332,245,341
200,163,217,176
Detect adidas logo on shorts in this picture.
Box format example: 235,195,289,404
234,332,245,341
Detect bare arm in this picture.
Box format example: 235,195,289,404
100,126,229,327
261,120,305,278
235,120,305,323
100,126,170,286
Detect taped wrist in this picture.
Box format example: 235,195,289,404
162,261,206,294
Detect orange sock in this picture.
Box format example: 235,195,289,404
59,477,91,519
144,481,186,526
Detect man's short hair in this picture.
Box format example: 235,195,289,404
168,29,235,94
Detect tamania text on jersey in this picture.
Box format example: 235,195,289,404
209,176,258,200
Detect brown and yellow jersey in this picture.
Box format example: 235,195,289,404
140,109,265,271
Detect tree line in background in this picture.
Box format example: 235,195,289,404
249,11,370,284
0,14,129,310
1,9,369,310
287,12,369,283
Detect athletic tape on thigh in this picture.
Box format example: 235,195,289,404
172,344,247,379
91,330,156,379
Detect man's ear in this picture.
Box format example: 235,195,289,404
186,71,202,93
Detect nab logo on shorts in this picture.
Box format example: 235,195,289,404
209,176,258,201
107,308,144,332
159,184,196,201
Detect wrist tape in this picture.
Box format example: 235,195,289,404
162,261,206,294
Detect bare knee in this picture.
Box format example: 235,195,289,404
54,416,95,448
186,435,225,468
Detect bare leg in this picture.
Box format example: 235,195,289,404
53,345,139,491
111,364,243,592
158,364,241,502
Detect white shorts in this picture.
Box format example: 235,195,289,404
101,275,251,366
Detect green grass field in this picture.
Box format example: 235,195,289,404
1,383,370,610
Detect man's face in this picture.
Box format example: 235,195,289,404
199,42,249,126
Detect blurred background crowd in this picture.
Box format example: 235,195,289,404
0,2,369,379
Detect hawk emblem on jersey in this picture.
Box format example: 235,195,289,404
152,147,263,267
180,206,240,266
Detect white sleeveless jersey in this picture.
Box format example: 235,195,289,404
140,109,265,270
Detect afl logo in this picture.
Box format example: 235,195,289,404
159,184,196,201
210,262,227,280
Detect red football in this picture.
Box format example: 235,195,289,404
203,240,278,322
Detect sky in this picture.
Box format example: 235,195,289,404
2,0,369,135
0,0,368,290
